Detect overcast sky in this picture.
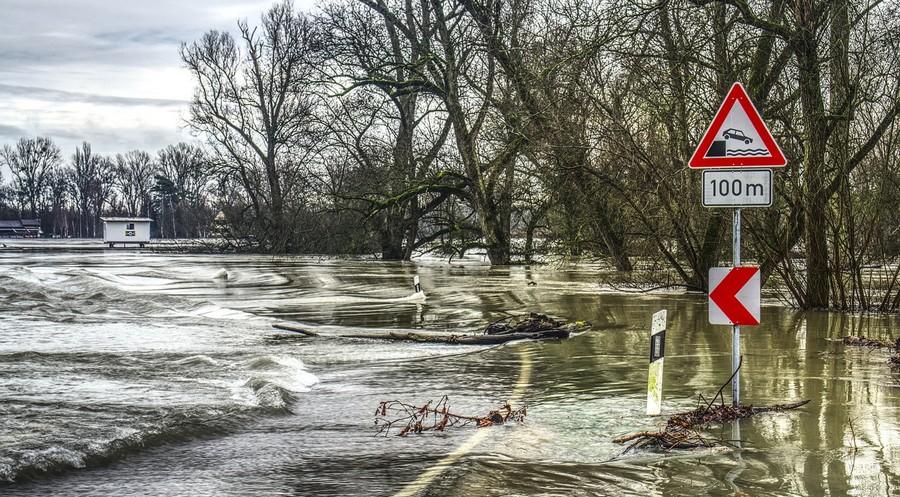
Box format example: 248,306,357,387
0,0,315,180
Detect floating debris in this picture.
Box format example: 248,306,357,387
842,335,898,349
375,396,526,436
841,335,900,367
613,400,810,451
614,359,809,452
273,313,590,345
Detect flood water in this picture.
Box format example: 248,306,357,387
1,245,898,496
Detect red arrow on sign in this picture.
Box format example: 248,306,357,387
709,266,760,325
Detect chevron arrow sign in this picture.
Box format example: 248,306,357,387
709,266,760,326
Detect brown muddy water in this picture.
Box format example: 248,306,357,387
0,245,898,496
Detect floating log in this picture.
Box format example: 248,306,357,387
272,313,589,345
272,323,320,337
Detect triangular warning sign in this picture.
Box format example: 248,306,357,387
689,82,786,168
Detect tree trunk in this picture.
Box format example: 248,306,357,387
265,153,286,252
379,208,406,260
829,0,852,308
795,6,831,309
592,203,632,272
480,199,511,265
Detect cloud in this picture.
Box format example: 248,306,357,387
0,84,187,107
0,124,28,139
0,0,316,180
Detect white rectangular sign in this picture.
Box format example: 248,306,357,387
702,169,772,208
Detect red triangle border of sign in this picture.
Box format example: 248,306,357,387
689,82,786,168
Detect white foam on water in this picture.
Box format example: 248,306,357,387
176,355,221,367
265,355,319,392
232,355,319,408
188,304,259,321
391,291,427,303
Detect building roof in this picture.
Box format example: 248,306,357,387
100,217,153,222
0,219,41,229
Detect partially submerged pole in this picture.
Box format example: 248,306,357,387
646,310,667,416
732,208,741,406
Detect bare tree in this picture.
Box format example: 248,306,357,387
46,167,72,237
155,143,212,238
319,0,453,260
71,142,107,237
687,0,900,309
0,137,61,219
91,157,115,235
181,0,321,251
115,150,156,217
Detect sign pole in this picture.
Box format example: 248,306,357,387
732,208,741,406
693,81,784,409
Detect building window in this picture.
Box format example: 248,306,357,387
127,223,135,230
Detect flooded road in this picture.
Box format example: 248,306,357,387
1,246,898,496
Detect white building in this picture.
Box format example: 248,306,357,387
101,217,152,247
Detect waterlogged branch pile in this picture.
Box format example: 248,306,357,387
272,313,589,345
842,335,900,367
375,396,526,436
614,361,810,451
613,400,811,451
842,335,899,349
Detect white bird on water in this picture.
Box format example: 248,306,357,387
213,269,229,281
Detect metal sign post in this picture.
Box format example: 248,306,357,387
691,81,786,408
732,208,741,406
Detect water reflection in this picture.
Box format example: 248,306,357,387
0,250,898,496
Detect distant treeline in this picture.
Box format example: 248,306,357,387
4,0,900,313
0,139,215,239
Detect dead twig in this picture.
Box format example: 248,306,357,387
374,396,526,436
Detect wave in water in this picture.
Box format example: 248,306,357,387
238,354,319,408
0,406,257,484
0,353,319,484
0,266,261,323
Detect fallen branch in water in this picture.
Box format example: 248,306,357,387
614,359,810,452
273,313,590,345
375,396,526,436
613,400,810,452
671,400,810,431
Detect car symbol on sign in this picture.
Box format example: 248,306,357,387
722,128,753,144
